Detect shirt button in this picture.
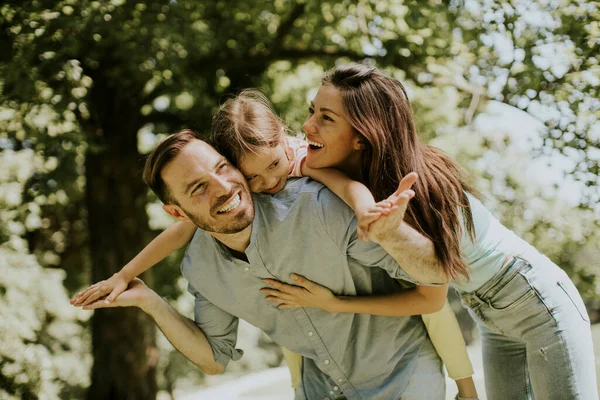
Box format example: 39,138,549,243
324,359,330,365
329,391,334,395
333,386,339,391
308,331,314,336
244,267,249,271
338,378,343,383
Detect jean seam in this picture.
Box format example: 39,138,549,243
524,278,581,398
556,280,590,323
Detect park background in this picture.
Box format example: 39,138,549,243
0,0,598,399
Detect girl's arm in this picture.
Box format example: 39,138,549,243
302,165,388,240
70,220,197,306
260,274,448,316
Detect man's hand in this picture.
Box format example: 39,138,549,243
367,172,417,244
74,278,152,311
70,272,131,307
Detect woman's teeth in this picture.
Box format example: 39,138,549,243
307,139,324,148
217,194,241,213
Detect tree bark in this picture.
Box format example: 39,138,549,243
84,84,157,399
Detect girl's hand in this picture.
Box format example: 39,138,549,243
70,272,131,307
260,274,340,312
356,201,393,241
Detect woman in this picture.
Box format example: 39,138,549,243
264,64,598,400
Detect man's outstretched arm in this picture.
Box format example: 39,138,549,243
81,279,224,375
367,173,449,285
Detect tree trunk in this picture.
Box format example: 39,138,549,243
84,103,157,399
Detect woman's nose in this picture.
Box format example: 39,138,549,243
302,116,316,135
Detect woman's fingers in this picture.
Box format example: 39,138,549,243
394,172,418,196
290,274,319,291
263,278,300,294
277,303,300,309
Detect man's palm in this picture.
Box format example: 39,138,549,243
82,278,149,310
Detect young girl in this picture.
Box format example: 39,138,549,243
260,64,598,400
71,89,479,399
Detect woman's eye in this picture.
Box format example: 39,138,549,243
323,114,333,122
308,107,314,114
270,161,279,169
246,176,256,181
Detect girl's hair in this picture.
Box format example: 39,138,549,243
211,89,288,165
323,64,479,281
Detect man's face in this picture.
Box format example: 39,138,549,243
161,140,254,234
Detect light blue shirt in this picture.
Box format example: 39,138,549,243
453,193,541,293
181,178,440,400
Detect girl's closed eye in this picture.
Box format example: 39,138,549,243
269,160,280,169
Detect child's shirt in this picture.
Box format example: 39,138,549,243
284,136,307,178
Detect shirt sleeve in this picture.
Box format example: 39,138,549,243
285,136,308,178
187,282,244,367
312,185,419,285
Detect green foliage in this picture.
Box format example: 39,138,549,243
0,0,598,396
0,243,91,399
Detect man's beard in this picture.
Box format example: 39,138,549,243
181,191,254,234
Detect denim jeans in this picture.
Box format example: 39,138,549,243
461,257,598,400
296,338,444,400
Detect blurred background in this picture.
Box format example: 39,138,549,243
0,0,598,399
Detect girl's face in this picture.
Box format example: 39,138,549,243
238,143,291,194
302,84,363,174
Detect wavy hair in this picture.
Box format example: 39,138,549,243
323,64,479,280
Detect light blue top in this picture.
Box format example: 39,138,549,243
181,178,441,400
453,193,542,293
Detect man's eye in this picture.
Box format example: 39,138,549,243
270,161,279,169
308,107,314,114
246,176,256,181
192,184,205,194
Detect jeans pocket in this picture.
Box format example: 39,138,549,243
557,279,590,323
483,272,535,311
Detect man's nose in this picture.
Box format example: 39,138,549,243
212,174,233,196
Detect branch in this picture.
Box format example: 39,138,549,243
276,47,367,62
141,111,189,129
270,3,307,56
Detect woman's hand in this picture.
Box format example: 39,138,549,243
260,274,340,313
70,271,131,307
355,201,393,241
367,172,417,244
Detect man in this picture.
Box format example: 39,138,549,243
84,130,447,399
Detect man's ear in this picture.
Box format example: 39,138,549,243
163,204,190,222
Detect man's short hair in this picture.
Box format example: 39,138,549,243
143,129,201,204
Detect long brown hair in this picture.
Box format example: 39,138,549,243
323,64,478,281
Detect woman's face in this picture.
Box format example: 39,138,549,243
302,84,363,173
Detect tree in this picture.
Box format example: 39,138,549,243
1,0,597,397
